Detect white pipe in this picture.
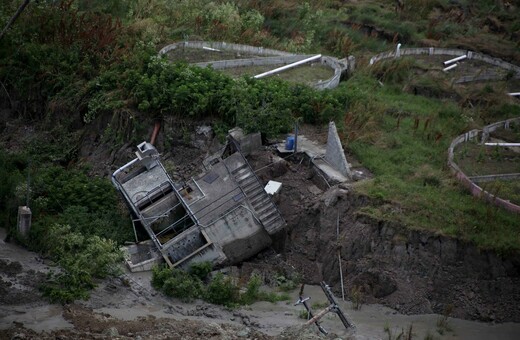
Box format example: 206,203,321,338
485,143,520,147
443,63,458,72
444,55,467,66
254,54,322,79
508,92,520,96
395,43,401,58
202,46,221,52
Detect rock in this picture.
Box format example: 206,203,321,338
237,327,251,338
308,185,323,196
11,333,26,340
103,327,119,337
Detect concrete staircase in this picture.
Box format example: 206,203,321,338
231,164,285,235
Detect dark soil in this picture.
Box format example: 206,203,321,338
244,146,520,323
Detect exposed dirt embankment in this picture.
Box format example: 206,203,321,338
271,181,520,323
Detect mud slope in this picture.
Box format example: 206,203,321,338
274,182,520,323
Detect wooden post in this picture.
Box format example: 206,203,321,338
305,305,333,326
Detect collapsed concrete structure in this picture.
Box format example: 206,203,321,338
112,136,286,270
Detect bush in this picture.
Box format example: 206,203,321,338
38,223,123,303
204,272,240,307
240,274,262,305
162,270,204,301
152,265,291,307
189,261,213,281
152,265,204,301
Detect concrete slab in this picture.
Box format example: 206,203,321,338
277,133,350,184
313,158,349,184
122,165,170,204
277,135,325,158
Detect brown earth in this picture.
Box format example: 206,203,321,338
244,145,520,323
2,116,520,338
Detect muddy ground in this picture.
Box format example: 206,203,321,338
1,121,520,339
2,226,520,340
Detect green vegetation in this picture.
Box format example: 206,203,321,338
0,151,130,303
0,0,519,304
152,264,290,307
221,63,334,86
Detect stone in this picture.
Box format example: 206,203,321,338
237,327,251,338
103,327,119,336
308,185,323,196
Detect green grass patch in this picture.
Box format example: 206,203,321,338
221,63,334,86
344,70,520,253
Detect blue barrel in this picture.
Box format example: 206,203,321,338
285,136,295,150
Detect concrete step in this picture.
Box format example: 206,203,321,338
259,209,278,223
238,176,258,188
255,202,273,216
250,194,270,207
231,164,249,175
244,185,263,197
263,216,285,234
236,171,253,182
241,179,259,192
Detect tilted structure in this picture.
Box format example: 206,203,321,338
112,137,285,269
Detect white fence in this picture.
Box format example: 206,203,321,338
369,47,520,84
159,41,348,90
447,117,520,214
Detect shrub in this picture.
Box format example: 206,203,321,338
162,270,204,301
38,223,123,303
189,261,213,281
240,274,262,305
204,272,239,307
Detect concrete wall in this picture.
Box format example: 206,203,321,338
324,122,352,178
159,41,348,90
195,55,310,69
205,206,271,263
369,47,520,83
447,117,520,214
159,41,295,57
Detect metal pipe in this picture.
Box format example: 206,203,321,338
508,92,520,96
337,210,345,301
203,46,221,52
254,54,322,79
150,121,161,145
395,43,401,58
444,55,467,66
485,142,520,147
443,63,458,72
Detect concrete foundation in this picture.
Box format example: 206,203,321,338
17,206,31,237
